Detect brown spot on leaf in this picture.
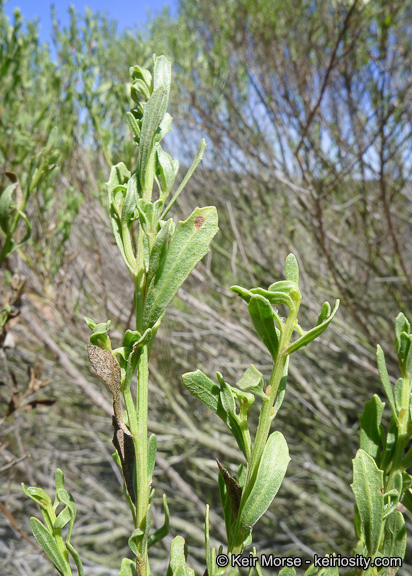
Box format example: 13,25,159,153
194,216,205,229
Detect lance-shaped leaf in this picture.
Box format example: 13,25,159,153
152,55,171,112
360,395,385,465
139,87,168,188
147,433,157,480
394,378,404,413
381,510,406,562
351,449,384,557
182,370,246,456
239,431,290,530
147,219,173,286
29,517,70,576
143,207,218,329
284,300,339,356
376,345,398,424
166,535,195,576
155,144,179,200
285,253,299,284
248,295,279,360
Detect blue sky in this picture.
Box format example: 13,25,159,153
3,0,178,43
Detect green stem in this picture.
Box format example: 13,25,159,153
128,150,156,576
135,345,150,530
229,302,300,553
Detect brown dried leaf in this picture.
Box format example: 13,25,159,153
216,458,242,520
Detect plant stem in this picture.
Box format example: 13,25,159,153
229,303,300,553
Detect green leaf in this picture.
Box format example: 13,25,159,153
248,295,279,360
182,370,246,456
126,111,141,140
56,488,76,542
22,484,55,531
152,55,171,112
376,345,398,423
239,431,290,529
315,302,331,326
143,206,218,329
139,87,168,188
395,313,410,344
394,378,403,412
118,558,138,576
284,300,339,355
54,469,65,494
236,365,267,401
359,395,385,465
381,420,398,470
268,280,298,294
166,535,195,576
278,569,296,576
148,493,169,548
155,145,179,199
351,449,384,556
217,372,237,417
383,472,402,519
0,183,18,234
128,527,144,557
147,219,173,285
250,288,295,310
285,253,299,284
85,318,111,349
231,285,253,303
30,517,70,576
147,433,157,480
381,510,406,562
53,507,71,531
155,112,174,143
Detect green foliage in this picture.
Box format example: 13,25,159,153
351,316,412,569
22,469,84,576
12,14,411,574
